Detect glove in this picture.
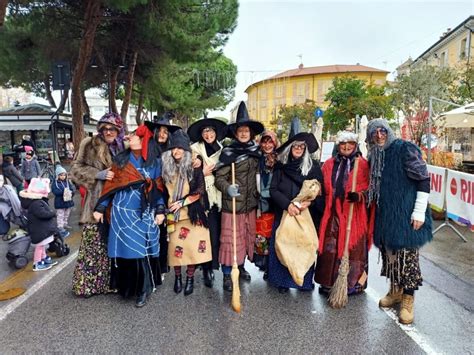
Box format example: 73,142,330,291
227,184,240,197
411,191,429,223
96,169,109,180
347,192,360,203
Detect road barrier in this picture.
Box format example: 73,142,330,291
427,164,470,241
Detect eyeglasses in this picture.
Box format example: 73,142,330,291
339,141,357,147
371,128,387,137
291,143,306,150
101,127,118,133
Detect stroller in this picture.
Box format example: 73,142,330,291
47,229,70,257
1,211,31,269
4,228,30,269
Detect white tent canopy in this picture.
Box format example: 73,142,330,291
435,102,474,128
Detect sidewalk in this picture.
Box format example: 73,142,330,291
422,220,473,285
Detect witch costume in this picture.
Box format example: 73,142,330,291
144,115,181,276
189,117,227,287
253,130,279,277
162,129,211,296
314,131,371,295
95,124,165,307
268,127,324,292
70,112,125,297
215,102,264,291
367,118,432,324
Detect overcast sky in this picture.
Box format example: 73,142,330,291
208,0,473,118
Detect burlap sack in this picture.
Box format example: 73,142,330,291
275,179,320,286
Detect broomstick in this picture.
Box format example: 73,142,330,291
231,162,241,313
328,157,359,309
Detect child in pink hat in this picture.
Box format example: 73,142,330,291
19,178,59,271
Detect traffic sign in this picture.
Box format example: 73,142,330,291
314,108,323,118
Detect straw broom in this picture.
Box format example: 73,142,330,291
231,163,241,313
328,157,359,309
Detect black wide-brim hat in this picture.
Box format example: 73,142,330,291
187,118,228,143
276,132,319,154
144,119,181,134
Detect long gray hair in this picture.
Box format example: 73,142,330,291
366,118,397,205
161,150,193,184
278,140,313,176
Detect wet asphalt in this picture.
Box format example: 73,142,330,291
0,194,473,354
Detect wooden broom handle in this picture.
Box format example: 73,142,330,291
343,157,360,253
231,163,237,264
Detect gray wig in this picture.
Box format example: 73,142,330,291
161,150,193,184
278,140,313,176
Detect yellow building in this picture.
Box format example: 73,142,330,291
411,15,473,70
244,64,388,128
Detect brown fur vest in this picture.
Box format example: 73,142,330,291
69,136,114,224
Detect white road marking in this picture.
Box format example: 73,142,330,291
0,250,78,322
365,286,440,355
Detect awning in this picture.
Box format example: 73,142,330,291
0,121,52,131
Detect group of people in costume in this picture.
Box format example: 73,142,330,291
69,105,432,325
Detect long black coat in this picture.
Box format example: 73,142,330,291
20,197,58,244
270,160,325,228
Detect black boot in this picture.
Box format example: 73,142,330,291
184,277,194,296
223,274,233,292
238,265,251,281
203,267,214,288
135,292,147,307
174,275,182,294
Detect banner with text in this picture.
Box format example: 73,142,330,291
446,169,474,231
427,165,447,211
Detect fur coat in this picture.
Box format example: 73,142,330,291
69,136,114,224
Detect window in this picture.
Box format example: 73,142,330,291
460,37,468,60
274,85,283,98
439,51,448,67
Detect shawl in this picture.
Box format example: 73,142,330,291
191,141,222,210
168,167,209,227
217,140,261,167
97,162,164,218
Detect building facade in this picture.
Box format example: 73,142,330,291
411,15,474,70
244,64,388,129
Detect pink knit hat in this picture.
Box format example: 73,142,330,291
19,178,50,199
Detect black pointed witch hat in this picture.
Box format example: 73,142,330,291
276,116,319,154
167,129,191,152
227,102,264,138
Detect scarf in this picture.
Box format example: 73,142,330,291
217,140,261,167
259,152,277,186
332,151,359,200
191,141,222,210
277,155,317,186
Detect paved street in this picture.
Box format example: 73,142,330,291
0,197,473,354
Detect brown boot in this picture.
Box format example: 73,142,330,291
379,284,403,308
399,294,415,324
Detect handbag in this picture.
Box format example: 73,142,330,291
63,183,72,202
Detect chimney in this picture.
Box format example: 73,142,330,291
298,63,304,69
